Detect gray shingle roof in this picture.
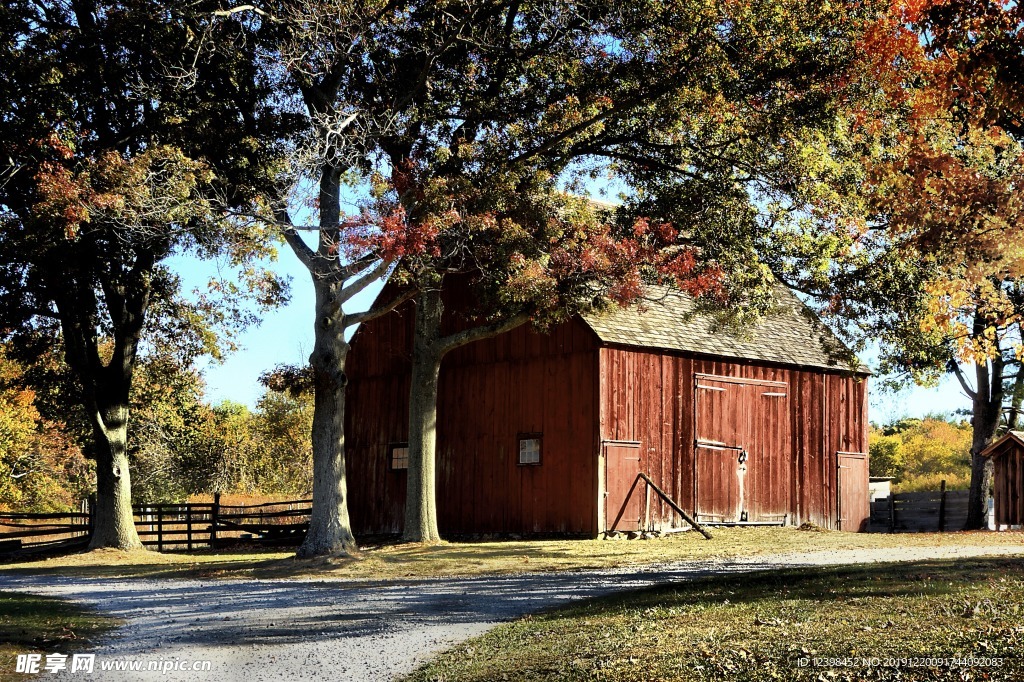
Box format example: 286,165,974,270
582,285,867,373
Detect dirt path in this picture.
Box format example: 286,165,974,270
1,544,1021,681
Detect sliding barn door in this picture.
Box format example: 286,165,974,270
694,378,747,523
747,384,791,521
694,375,790,524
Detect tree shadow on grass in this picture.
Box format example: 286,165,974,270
530,556,1024,622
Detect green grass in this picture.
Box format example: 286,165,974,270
0,592,119,681
1,528,1022,582
407,557,1024,681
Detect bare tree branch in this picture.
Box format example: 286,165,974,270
213,5,282,23
277,205,318,272
339,258,390,304
952,361,978,400
346,287,417,327
438,311,531,355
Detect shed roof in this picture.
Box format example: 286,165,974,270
981,431,1024,459
581,284,867,373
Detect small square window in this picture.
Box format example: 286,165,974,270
390,443,409,471
518,435,542,466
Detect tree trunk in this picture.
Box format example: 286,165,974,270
965,358,1002,530
399,287,528,543
402,288,443,544
297,278,357,556
88,396,143,550
53,262,151,552
1006,360,1024,431
296,165,359,558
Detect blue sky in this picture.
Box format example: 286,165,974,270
169,246,974,425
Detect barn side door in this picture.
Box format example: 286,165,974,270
837,451,869,532
694,378,748,523
604,441,642,531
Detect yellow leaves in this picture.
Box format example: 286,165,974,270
871,417,973,491
90,146,213,226
0,383,40,457
921,278,1021,363
502,251,559,312
0,345,91,513
454,140,478,160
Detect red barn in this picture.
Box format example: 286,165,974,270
345,284,870,537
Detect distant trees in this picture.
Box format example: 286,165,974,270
869,417,973,492
0,343,90,512
126,353,214,503
2,336,314,508
126,389,315,503
190,394,313,499
127,368,314,503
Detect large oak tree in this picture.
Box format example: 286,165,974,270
0,1,289,547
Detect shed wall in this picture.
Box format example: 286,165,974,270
994,447,1024,527
598,347,868,529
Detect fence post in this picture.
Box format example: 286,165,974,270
938,479,947,532
186,504,193,551
643,482,651,532
157,505,164,552
87,494,95,541
210,492,220,549
887,494,895,534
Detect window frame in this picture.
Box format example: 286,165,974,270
517,433,543,466
388,442,410,471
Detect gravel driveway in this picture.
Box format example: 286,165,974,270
1,544,1021,681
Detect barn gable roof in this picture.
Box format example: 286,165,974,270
582,284,867,373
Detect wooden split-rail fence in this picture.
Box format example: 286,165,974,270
0,494,312,557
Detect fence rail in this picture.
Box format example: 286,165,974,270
869,482,969,533
0,494,313,556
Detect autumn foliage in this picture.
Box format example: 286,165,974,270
847,0,1024,363
0,345,90,512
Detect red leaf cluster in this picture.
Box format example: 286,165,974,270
343,204,442,262
33,161,91,239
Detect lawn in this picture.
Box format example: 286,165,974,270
0,592,119,681
0,527,1021,582
406,557,1024,682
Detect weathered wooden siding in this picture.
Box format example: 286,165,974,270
344,303,414,533
598,347,869,530
345,305,601,536
825,374,870,530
